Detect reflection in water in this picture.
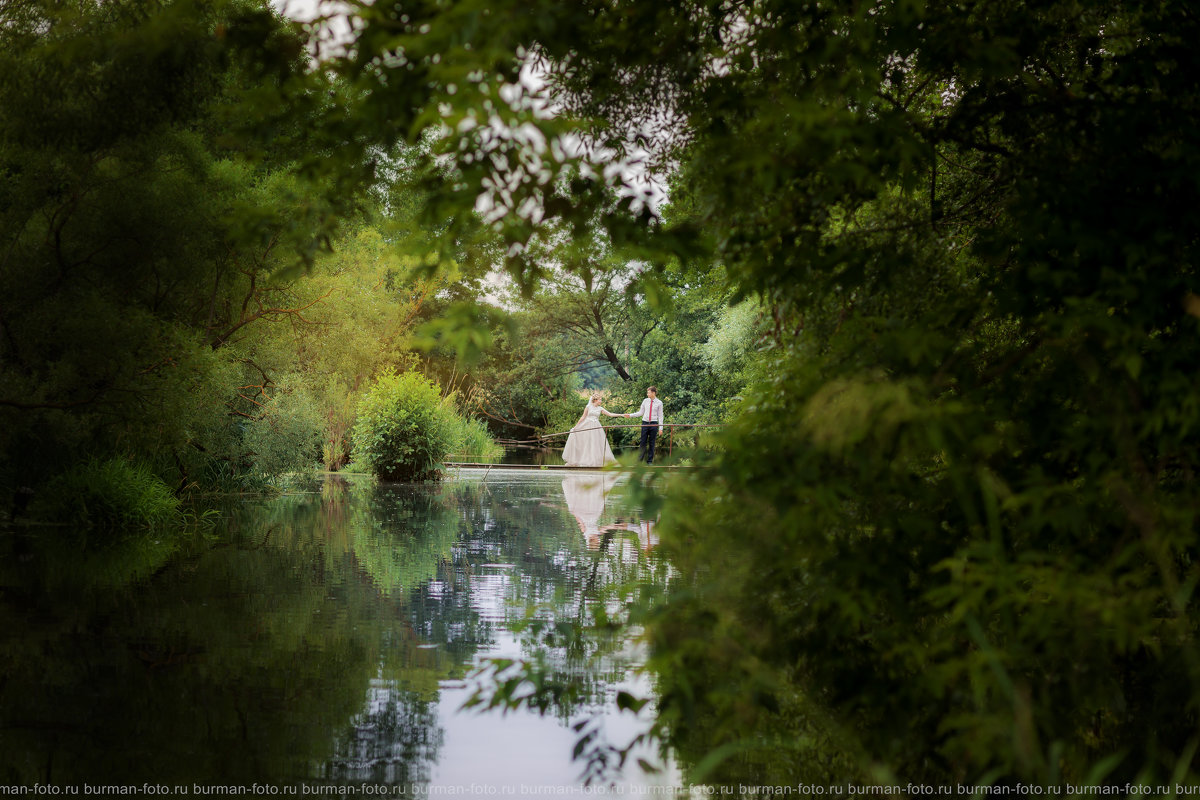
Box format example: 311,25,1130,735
349,484,460,597
625,518,659,555
323,685,441,784
0,471,670,789
563,473,659,555
562,473,618,547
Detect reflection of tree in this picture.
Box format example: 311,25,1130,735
0,531,381,783
0,477,453,786
408,578,492,670
322,687,443,784
349,484,460,597
0,472,666,788
8,527,184,593
442,479,585,601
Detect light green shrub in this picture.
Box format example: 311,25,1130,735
350,370,456,481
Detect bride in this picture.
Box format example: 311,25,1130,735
562,394,629,467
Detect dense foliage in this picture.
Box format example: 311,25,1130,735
6,0,1200,791
0,0,345,494
331,0,1200,788
0,1,503,502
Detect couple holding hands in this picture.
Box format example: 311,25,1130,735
562,387,665,467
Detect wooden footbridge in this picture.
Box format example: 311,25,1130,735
443,462,633,471
444,422,723,472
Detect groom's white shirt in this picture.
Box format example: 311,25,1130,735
637,397,664,433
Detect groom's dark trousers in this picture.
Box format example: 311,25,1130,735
638,423,659,464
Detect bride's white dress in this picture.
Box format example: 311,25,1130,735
562,404,617,467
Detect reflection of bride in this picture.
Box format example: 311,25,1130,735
562,473,619,548
561,394,627,467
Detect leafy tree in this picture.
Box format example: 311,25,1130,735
0,0,361,498
428,305,581,441
332,0,1200,787
646,0,1200,787
517,228,653,383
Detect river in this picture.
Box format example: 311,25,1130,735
0,470,679,794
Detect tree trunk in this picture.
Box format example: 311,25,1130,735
603,344,633,381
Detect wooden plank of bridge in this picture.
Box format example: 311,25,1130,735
443,462,690,471
444,462,608,470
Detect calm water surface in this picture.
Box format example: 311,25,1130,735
0,470,677,793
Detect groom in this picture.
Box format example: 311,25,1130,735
630,386,664,465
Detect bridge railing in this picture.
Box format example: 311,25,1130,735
516,422,727,459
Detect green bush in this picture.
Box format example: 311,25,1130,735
350,370,456,481
30,457,183,530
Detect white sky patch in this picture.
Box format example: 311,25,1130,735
270,0,355,58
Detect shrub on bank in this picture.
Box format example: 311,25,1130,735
351,370,457,481
30,457,183,529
